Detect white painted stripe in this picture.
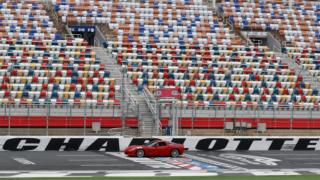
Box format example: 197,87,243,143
170,172,218,176
13,158,35,165
197,154,247,165
64,176,93,178
308,170,320,174
188,167,203,171
285,158,320,160
106,173,157,177
304,163,320,165
105,172,218,177
12,173,69,178
57,155,104,157
251,171,301,176
69,159,118,162
0,171,99,174
81,164,136,167
184,154,247,171
106,152,180,169
262,154,319,156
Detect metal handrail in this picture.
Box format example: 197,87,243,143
94,26,107,47
142,87,156,114
268,32,282,52
49,1,74,39
161,103,320,111
142,87,162,135
124,87,137,106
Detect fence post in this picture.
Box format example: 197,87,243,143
69,104,72,135
255,107,258,135
4,105,6,135
192,104,195,130
256,106,261,135
84,105,87,136
290,107,293,131
27,105,30,136
91,105,94,133
8,105,11,136
137,104,140,136
273,107,275,128
178,103,183,136
121,67,126,136
46,104,50,136
310,108,312,129
223,106,226,135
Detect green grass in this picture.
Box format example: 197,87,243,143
1,176,320,180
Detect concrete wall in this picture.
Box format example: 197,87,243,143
1,136,320,151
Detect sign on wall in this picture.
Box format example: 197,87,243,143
155,88,178,100
0,136,319,151
69,26,95,32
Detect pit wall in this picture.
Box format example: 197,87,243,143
1,136,320,151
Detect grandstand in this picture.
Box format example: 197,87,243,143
0,0,319,136
0,0,137,136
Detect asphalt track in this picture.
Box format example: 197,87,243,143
0,151,320,177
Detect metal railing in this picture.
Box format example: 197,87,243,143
160,104,320,135
94,26,107,47
0,103,140,136
142,87,162,135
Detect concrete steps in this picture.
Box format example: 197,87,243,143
45,2,72,38
266,33,318,88
133,93,154,137
275,52,318,89
95,47,155,137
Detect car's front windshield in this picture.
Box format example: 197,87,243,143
144,141,158,147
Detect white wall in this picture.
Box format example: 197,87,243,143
1,136,320,151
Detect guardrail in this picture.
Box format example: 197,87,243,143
0,103,129,136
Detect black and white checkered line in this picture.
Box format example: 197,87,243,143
0,169,319,177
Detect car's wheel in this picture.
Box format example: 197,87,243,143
136,149,144,158
171,149,179,158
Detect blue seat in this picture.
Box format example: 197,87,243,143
51,91,58,99
104,71,110,78
74,91,81,99
197,94,204,101
53,84,59,91
24,83,32,91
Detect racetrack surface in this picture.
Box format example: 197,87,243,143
0,151,320,177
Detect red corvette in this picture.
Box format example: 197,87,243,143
124,140,184,157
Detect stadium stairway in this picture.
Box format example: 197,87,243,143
135,93,155,137
45,1,72,39
264,31,319,89
217,2,320,90
276,52,319,89
215,4,251,45
94,47,154,137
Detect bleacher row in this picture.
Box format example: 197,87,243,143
0,1,60,39
53,0,320,110
219,0,320,85
0,0,118,106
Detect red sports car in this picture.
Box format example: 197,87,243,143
124,140,184,157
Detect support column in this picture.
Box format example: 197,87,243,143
289,0,293,9
121,67,126,135
212,0,216,9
